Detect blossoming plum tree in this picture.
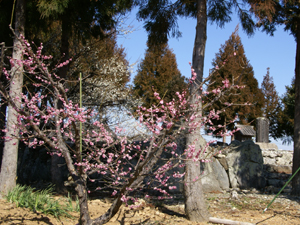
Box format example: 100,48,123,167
0,36,242,225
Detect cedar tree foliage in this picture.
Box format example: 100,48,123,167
0,0,137,125
133,43,188,109
278,78,295,144
261,67,281,139
32,0,134,84
206,26,263,134
137,0,258,46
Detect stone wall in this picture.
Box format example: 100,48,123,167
200,141,294,193
261,148,293,166
260,144,293,193
16,140,294,194
197,141,265,193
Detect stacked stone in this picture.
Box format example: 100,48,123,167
262,148,293,193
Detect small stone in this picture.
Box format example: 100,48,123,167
230,190,239,199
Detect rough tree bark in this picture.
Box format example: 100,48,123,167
184,0,210,221
0,0,25,198
292,16,300,196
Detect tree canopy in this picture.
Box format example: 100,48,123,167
137,0,258,46
206,26,263,136
261,67,281,140
133,43,188,109
278,78,295,144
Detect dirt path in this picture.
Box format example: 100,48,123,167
0,191,299,224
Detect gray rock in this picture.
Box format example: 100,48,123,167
230,190,239,199
265,164,292,174
276,153,293,165
200,157,229,192
263,157,276,165
226,140,265,190
268,179,287,187
216,157,228,170
266,172,290,179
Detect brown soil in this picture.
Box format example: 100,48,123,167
0,191,300,225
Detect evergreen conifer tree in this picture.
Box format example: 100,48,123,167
206,26,263,141
278,78,295,144
261,67,281,140
133,44,188,109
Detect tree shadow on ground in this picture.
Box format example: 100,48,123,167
156,205,186,218
0,214,53,225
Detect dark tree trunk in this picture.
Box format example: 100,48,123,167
292,17,300,196
0,0,25,198
183,0,210,222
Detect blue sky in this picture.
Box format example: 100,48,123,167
117,9,296,150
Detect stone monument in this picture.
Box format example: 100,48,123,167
256,117,269,143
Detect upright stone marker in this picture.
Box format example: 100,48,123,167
256,117,269,143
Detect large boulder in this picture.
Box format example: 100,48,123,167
200,157,230,192
225,140,266,190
